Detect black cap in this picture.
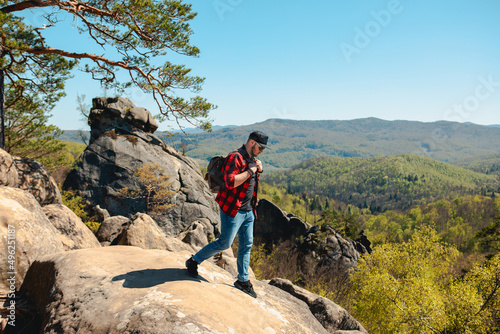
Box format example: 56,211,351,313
248,131,270,148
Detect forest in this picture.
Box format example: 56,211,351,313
161,118,500,171
263,154,499,212
252,152,500,333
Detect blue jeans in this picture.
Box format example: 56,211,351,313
192,209,254,282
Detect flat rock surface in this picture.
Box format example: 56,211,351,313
21,246,330,334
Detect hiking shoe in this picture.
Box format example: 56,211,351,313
185,256,198,277
234,280,257,298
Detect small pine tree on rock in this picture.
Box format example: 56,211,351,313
118,163,176,219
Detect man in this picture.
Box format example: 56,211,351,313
185,131,269,298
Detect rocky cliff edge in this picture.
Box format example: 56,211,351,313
21,246,366,334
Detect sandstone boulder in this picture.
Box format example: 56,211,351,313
0,187,64,292
63,97,220,238
20,247,353,334
0,149,18,187
176,219,213,248
13,156,62,206
114,214,241,277
269,278,367,333
42,204,101,251
89,96,159,138
96,215,130,246
93,204,111,222
117,213,193,253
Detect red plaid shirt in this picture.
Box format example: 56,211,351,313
216,145,260,218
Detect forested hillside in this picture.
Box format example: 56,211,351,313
172,118,500,170
453,153,500,177
263,154,499,212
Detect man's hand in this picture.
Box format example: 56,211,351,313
248,161,258,173
254,159,263,173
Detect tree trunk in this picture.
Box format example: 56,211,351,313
0,68,4,150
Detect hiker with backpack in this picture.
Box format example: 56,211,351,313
186,131,269,298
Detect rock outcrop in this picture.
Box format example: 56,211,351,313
42,204,101,251
303,225,366,269
63,97,220,238
21,246,363,334
0,149,18,187
176,219,213,248
0,187,64,292
0,149,62,206
256,199,369,270
88,96,159,139
107,213,241,278
256,198,311,244
269,278,367,333
355,230,372,254
95,215,130,246
13,156,62,206
116,213,193,253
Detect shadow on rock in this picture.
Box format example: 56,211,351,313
112,268,208,288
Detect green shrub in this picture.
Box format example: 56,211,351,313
61,189,100,233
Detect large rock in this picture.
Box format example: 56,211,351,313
256,199,368,270
42,204,101,251
19,247,356,334
269,278,367,333
89,96,159,138
0,187,64,292
356,230,372,254
117,213,169,248
305,225,365,270
63,97,220,238
96,215,130,246
115,214,242,278
256,199,311,244
0,148,19,187
176,219,213,248
117,213,193,253
0,149,61,206
13,156,62,206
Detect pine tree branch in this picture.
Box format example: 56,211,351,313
1,0,46,14
1,0,115,18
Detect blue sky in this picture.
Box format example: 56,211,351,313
36,0,500,130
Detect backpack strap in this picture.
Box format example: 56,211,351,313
236,147,255,165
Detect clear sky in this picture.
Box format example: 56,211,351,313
37,0,500,131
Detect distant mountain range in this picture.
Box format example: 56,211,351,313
61,118,500,171
169,118,500,171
